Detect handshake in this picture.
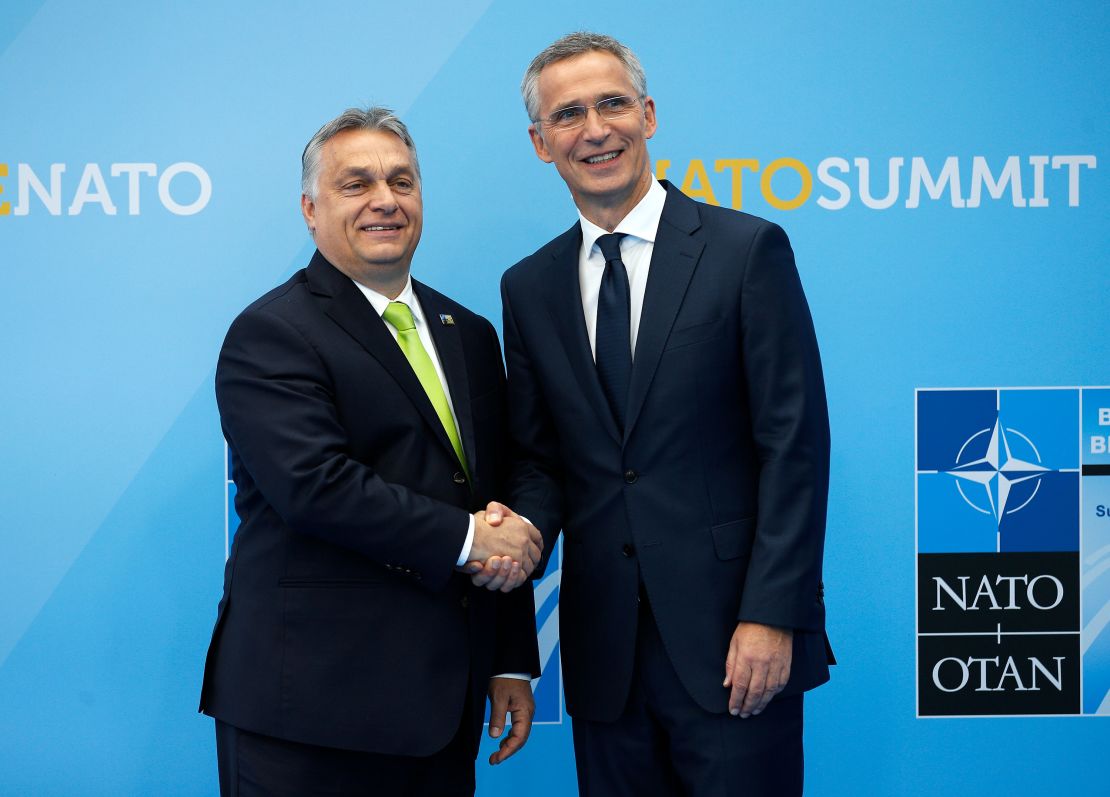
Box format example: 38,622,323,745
463,501,544,593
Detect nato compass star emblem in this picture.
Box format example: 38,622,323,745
945,420,1052,525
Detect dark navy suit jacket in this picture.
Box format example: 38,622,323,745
501,182,831,722
200,251,539,756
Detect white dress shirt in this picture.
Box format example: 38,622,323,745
577,178,667,360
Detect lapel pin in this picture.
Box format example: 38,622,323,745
439,314,455,326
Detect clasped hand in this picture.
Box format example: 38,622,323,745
462,501,543,592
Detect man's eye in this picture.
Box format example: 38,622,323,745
553,106,584,123
601,97,630,112
393,180,414,191
342,182,364,191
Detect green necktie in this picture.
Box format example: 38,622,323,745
382,301,469,477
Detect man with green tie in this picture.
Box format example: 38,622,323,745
199,106,543,796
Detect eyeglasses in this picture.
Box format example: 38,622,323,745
538,95,644,131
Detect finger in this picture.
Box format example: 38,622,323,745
506,562,530,592
750,662,782,716
751,684,777,717
490,719,526,764
483,557,513,591
741,669,768,718
525,540,542,569
462,560,483,575
470,557,504,588
488,689,509,741
499,561,524,592
756,659,791,715
728,664,751,716
514,545,533,578
490,704,533,764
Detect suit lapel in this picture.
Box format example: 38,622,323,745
306,253,459,467
416,280,477,476
543,224,623,445
624,185,705,441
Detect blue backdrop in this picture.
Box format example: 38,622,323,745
1,1,1107,794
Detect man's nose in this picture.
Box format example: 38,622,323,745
581,105,610,139
366,182,398,212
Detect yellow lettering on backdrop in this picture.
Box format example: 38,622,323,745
714,159,760,210
680,159,719,206
761,158,813,210
0,163,9,215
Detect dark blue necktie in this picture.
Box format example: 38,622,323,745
594,233,631,432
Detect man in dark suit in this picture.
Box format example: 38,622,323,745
488,33,832,796
200,107,543,796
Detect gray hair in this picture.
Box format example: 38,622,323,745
521,32,648,123
301,106,420,199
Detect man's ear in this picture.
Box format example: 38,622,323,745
529,124,554,164
300,194,316,234
642,95,658,140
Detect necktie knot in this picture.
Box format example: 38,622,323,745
596,233,627,264
383,301,416,333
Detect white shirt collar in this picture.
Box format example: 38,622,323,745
578,177,667,256
350,276,424,325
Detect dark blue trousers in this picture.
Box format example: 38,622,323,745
572,599,804,797
215,711,475,797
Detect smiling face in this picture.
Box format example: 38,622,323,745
301,128,422,295
528,50,657,230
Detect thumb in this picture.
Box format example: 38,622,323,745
488,690,509,739
485,501,515,524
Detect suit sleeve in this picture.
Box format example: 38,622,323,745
493,588,542,678
216,305,470,592
500,271,565,578
736,222,830,631
478,316,542,677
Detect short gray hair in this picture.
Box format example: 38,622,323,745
301,106,420,199
521,32,648,123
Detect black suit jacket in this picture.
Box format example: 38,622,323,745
501,182,831,722
200,251,539,756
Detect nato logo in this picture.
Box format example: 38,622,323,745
225,446,565,724
916,388,1087,716
917,388,1079,555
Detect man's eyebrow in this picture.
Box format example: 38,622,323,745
386,165,417,179
334,165,415,182
334,166,372,183
549,90,630,110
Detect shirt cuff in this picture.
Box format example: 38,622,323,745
456,514,475,566
492,673,533,681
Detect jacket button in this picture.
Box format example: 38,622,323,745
624,470,637,484
453,472,467,485
622,543,634,558
460,595,470,609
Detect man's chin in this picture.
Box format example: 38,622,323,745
571,179,638,211
352,246,410,270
